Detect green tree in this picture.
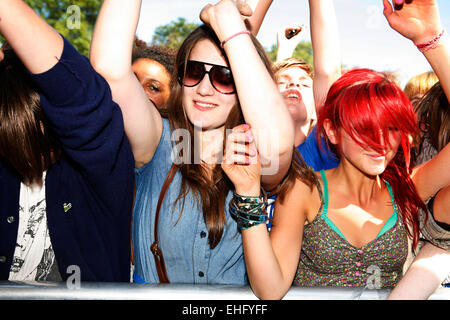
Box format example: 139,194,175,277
20,0,102,56
266,41,314,67
152,17,199,50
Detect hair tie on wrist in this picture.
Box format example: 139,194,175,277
220,30,251,48
414,29,446,53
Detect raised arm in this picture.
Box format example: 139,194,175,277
0,0,134,214
383,0,450,101
201,0,294,189
276,24,306,62
0,0,63,73
385,0,450,199
90,0,162,168
309,0,341,111
243,0,273,36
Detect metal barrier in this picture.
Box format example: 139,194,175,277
0,281,448,300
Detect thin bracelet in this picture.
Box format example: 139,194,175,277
220,30,251,48
415,29,446,53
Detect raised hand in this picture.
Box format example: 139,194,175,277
221,124,261,196
276,24,306,61
236,0,254,17
383,0,443,44
242,0,274,36
200,0,252,42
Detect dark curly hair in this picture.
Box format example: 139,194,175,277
132,37,176,74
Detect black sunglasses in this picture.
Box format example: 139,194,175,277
178,60,236,94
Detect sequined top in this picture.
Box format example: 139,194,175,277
294,170,409,288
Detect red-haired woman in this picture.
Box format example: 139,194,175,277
222,0,450,299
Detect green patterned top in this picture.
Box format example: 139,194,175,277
294,170,408,288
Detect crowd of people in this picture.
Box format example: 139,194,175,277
0,0,449,300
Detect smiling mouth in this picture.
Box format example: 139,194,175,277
366,153,386,161
194,101,218,111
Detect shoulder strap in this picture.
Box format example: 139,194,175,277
311,169,324,216
319,170,329,215
384,180,398,215
150,163,178,283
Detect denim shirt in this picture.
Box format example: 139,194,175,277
132,118,247,284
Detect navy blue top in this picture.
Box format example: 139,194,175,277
0,37,134,282
297,126,339,171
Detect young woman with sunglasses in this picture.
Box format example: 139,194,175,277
222,0,450,299
90,0,294,284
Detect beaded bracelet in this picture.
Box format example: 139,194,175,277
415,29,446,53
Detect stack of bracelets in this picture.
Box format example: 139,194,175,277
229,189,268,230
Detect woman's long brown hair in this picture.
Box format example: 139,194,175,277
0,49,61,185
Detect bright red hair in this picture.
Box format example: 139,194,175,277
317,68,426,249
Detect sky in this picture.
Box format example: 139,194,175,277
136,0,450,87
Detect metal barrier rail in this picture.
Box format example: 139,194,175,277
0,281,448,300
